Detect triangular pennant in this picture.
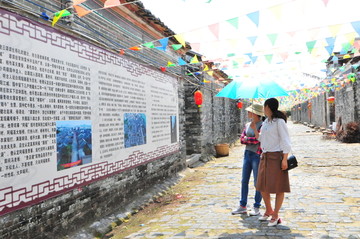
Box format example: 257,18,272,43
341,42,352,53
190,43,201,52
172,44,182,50
232,60,239,68
264,54,273,64
190,55,199,64
247,36,257,46
325,45,334,55
52,9,70,26
226,17,239,29
207,70,214,76
351,21,360,37
251,56,258,64
328,24,342,37
246,11,260,27
167,61,176,67
159,37,169,48
73,0,87,6
143,42,155,48
40,12,50,21
208,23,219,39
104,0,121,8
306,40,317,53
129,46,141,51
203,65,209,71
267,33,278,46
268,5,282,20
156,38,169,51
74,5,92,17
279,52,289,61
345,32,356,45
354,40,360,50
178,58,187,66
174,34,186,47
325,37,336,46
322,0,330,6
287,31,296,37
54,9,71,17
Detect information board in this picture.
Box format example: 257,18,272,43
0,9,179,215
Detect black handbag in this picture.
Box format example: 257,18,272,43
287,155,298,170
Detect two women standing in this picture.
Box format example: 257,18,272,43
233,98,292,227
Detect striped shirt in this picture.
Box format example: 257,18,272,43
240,121,262,155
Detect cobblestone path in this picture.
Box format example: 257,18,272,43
123,122,360,239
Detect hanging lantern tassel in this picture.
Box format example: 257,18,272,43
194,90,203,108
237,101,243,109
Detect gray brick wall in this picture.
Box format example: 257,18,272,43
0,2,244,238
291,82,360,128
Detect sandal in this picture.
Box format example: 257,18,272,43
258,213,272,221
268,217,282,226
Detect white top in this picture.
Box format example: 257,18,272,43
258,118,291,154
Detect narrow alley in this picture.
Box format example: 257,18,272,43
118,121,360,239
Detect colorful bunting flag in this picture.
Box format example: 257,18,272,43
172,44,182,50
104,0,121,8
267,33,278,46
247,36,257,46
246,11,260,27
208,23,219,39
264,54,273,64
74,5,92,17
52,9,71,26
143,42,155,48
190,55,199,64
73,0,87,6
129,46,141,51
251,56,258,64
178,58,187,66
325,45,334,55
174,34,186,47
328,24,342,37
226,17,239,29
268,5,282,20
306,40,317,53
156,37,169,51
325,37,336,46
167,61,176,67
322,0,330,7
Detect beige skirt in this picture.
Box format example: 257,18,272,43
256,151,290,193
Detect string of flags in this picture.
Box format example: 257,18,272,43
45,0,360,94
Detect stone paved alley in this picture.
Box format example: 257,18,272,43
121,122,360,239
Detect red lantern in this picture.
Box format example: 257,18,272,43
327,96,335,104
237,102,243,109
194,90,203,107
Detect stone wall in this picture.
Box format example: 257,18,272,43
0,3,245,239
291,81,360,128
183,80,246,160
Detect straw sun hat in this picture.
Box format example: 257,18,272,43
245,103,264,116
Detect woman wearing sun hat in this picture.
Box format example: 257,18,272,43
232,103,264,216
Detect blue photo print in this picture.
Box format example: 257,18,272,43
56,120,92,171
124,113,147,148
170,116,177,143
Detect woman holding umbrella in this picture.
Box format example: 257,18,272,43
250,98,291,227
